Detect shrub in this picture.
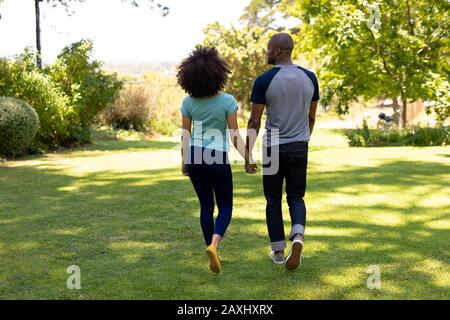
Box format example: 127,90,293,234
424,73,450,124
0,52,75,148
144,71,185,136
0,97,39,157
100,71,184,136
345,122,449,147
405,126,449,146
101,84,150,131
47,39,123,143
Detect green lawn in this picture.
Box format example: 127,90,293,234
0,128,449,299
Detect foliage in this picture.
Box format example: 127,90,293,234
424,73,450,124
41,0,169,16
101,84,151,132
240,0,282,28
47,39,123,143
144,71,185,135
99,71,184,136
0,97,39,157
345,120,449,147
0,42,123,147
203,22,286,111
0,51,75,147
281,0,450,126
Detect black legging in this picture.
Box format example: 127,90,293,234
187,146,233,246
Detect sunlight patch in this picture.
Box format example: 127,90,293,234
14,242,40,250
424,219,450,230
58,186,80,192
109,241,169,250
121,253,144,263
321,266,364,288
368,213,403,226
0,218,19,225
53,228,86,236
307,227,364,237
306,241,330,253
418,195,450,208
338,242,372,250
412,258,450,288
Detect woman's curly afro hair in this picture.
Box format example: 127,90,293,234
177,46,231,98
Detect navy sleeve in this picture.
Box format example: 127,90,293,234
250,67,281,104
298,66,320,102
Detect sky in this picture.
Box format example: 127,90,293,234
0,0,252,65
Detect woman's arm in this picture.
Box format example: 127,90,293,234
181,115,192,176
227,112,255,167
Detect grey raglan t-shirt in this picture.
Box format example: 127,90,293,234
250,64,320,146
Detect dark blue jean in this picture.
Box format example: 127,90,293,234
263,141,308,251
186,146,233,246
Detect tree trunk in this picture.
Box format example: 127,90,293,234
392,97,400,125
35,0,42,69
401,97,408,128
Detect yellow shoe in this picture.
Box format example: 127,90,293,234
206,245,221,273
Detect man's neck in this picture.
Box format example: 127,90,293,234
275,57,294,65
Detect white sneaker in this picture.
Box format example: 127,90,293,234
285,239,303,270
269,251,285,264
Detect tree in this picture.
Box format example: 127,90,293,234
240,0,301,34
47,39,123,142
240,0,282,28
5,0,169,69
281,0,450,126
203,22,289,113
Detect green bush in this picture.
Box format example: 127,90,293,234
144,71,185,136
0,97,39,157
99,71,184,136
101,84,150,131
345,121,449,147
47,39,123,143
0,52,75,148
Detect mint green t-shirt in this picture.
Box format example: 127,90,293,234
180,92,238,152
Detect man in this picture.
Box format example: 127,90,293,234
245,33,319,270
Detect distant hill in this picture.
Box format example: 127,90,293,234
103,61,177,77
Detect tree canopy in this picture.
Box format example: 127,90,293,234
280,0,450,125
202,22,291,112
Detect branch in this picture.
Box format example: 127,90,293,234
367,26,396,81
414,0,438,24
406,0,415,36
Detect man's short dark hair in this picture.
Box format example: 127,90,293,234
177,46,231,98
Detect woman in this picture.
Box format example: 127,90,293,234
177,46,255,273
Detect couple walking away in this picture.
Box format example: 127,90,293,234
177,33,320,273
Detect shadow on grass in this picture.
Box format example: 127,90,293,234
0,157,448,299
0,139,179,162
65,139,179,153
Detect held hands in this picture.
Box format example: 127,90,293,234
245,154,258,174
245,150,257,174
245,162,258,174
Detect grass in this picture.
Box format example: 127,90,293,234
0,128,449,299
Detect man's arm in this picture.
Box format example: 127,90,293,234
309,100,318,136
227,112,254,164
245,103,265,172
